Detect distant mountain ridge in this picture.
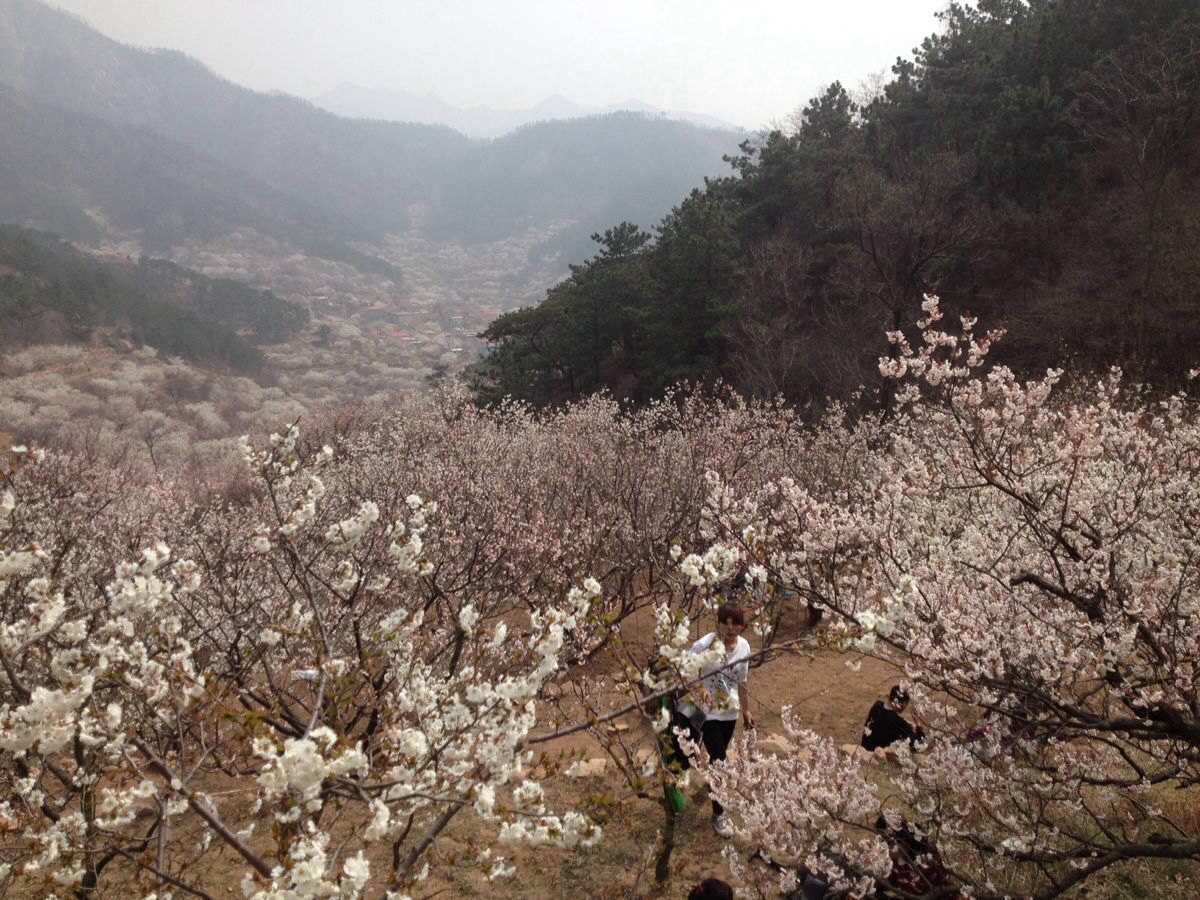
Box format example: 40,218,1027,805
312,83,743,138
0,0,744,276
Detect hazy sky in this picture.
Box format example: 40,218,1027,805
50,0,950,128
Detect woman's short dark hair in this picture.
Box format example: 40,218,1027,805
889,685,910,704
716,603,745,627
688,878,734,900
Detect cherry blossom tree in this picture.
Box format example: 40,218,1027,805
1,428,602,897
692,298,1200,897
4,307,1195,897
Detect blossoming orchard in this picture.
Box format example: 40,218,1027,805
1,299,1197,896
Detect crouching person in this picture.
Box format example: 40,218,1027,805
862,685,925,761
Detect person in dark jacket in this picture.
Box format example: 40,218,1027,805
861,686,925,759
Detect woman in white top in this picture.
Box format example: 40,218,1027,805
670,603,754,837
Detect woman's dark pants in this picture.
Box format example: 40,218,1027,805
667,710,737,816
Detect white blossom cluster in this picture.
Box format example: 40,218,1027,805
677,542,742,589
323,499,380,549
647,602,724,693
699,708,890,896
0,510,205,889
828,574,915,654
387,494,436,577
240,835,371,900
344,576,603,872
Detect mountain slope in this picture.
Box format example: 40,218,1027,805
472,0,1200,407
0,83,410,286
0,225,283,371
429,112,742,245
0,0,471,235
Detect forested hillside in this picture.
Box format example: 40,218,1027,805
474,0,1200,407
0,226,309,371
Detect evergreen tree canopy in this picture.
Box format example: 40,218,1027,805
473,0,1200,408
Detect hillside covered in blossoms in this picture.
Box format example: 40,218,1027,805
2,303,1199,896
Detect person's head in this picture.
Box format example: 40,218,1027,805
688,878,734,900
887,685,910,711
716,603,746,643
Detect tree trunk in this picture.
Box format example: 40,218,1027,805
654,791,678,884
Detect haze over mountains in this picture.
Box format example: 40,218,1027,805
0,0,743,269
312,83,743,138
